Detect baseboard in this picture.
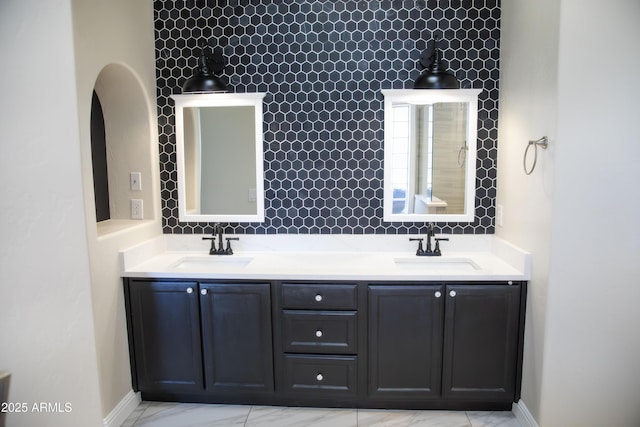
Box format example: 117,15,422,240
103,390,141,427
513,400,539,427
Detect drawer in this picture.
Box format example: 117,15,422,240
283,354,357,396
283,310,357,354
281,283,357,310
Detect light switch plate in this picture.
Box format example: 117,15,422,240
130,172,142,191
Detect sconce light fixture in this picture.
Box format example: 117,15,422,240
414,35,460,89
182,42,230,93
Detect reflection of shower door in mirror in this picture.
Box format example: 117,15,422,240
389,102,468,216
430,103,467,215
382,89,481,223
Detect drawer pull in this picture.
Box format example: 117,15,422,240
315,330,323,338
435,291,441,298
315,294,323,302
449,290,457,297
186,287,193,294
201,289,208,296
316,373,324,381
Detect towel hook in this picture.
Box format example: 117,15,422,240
523,136,549,175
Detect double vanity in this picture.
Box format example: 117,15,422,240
122,88,528,410
121,234,530,411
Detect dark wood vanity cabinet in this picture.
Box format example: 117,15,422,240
275,283,360,405
441,284,522,402
124,279,273,401
199,282,274,395
124,278,525,409
367,282,525,408
126,280,204,395
367,285,444,401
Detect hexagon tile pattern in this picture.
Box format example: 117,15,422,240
155,0,500,235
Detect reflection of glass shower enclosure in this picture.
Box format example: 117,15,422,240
391,102,467,215
415,104,434,201
431,103,467,215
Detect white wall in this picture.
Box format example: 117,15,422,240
499,1,640,426
70,0,162,420
0,0,162,424
497,0,560,421
93,64,157,221
0,1,104,426
539,1,640,426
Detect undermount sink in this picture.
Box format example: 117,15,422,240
171,256,254,270
393,257,480,271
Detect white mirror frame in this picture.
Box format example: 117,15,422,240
382,89,482,223
172,92,266,223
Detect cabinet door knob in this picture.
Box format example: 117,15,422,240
186,287,193,294
314,294,323,302
435,291,442,298
316,373,324,381
201,289,208,295
449,290,457,297
315,330,323,338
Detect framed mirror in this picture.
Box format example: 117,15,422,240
172,93,266,222
382,89,481,222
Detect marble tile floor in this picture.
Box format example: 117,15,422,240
121,402,522,427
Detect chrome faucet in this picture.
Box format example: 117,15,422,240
202,223,239,255
409,223,449,256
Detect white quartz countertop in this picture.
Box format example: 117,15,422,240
121,234,531,282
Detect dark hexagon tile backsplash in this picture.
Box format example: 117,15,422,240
154,0,500,235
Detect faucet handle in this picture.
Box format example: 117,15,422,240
224,237,239,255
202,236,217,255
409,238,425,256
433,237,449,255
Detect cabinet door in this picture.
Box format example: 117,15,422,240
368,285,444,400
128,281,204,394
442,284,521,401
200,283,274,393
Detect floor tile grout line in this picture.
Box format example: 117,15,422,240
127,403,142,426
128,402,149,427
243,405,254,427
464,411,473,427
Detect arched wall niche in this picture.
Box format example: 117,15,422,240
92,62,156,232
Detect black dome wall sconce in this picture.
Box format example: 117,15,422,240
182,42,230,93
414,35,460,89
